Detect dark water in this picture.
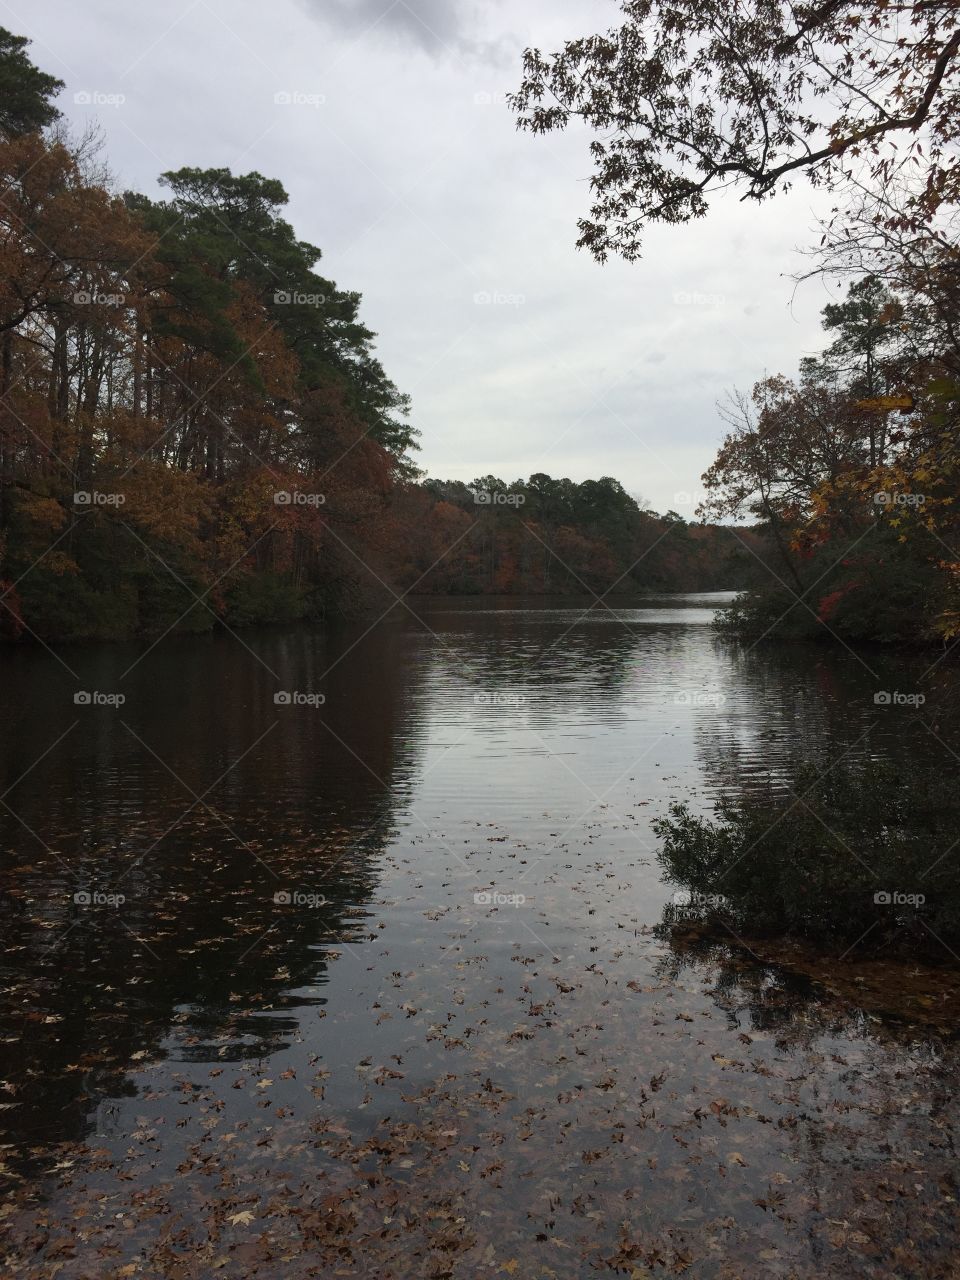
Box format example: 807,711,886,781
1,593,958,1278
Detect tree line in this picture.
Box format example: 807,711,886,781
398,475,768,596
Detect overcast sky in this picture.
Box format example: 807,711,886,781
16,0,840,515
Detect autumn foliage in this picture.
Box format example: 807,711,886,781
0,126,772,641
393,476,767,597
703,275,960,645
0,129,420,641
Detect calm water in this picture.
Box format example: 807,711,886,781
1,593,958,1278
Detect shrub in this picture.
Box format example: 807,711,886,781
653,761,960,955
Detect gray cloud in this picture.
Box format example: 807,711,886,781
300,0,504,60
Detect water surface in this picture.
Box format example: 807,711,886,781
1,593,957,1278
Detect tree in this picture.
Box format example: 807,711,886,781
818,277,904,395
702,270,960,644
509,2,960,261
806,275,908,466
0,132,151,533
0,27,63,137
804,179,960,384
700,370,870,590
128,169,417,468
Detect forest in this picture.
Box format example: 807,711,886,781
401,476,769,597
0,28,770,645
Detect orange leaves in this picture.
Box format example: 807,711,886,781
224,283,299,402
15,493,67,536
0,134,416,639
118,463,209,552
0,134,152,335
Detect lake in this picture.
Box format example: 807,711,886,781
1,592,958,1278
